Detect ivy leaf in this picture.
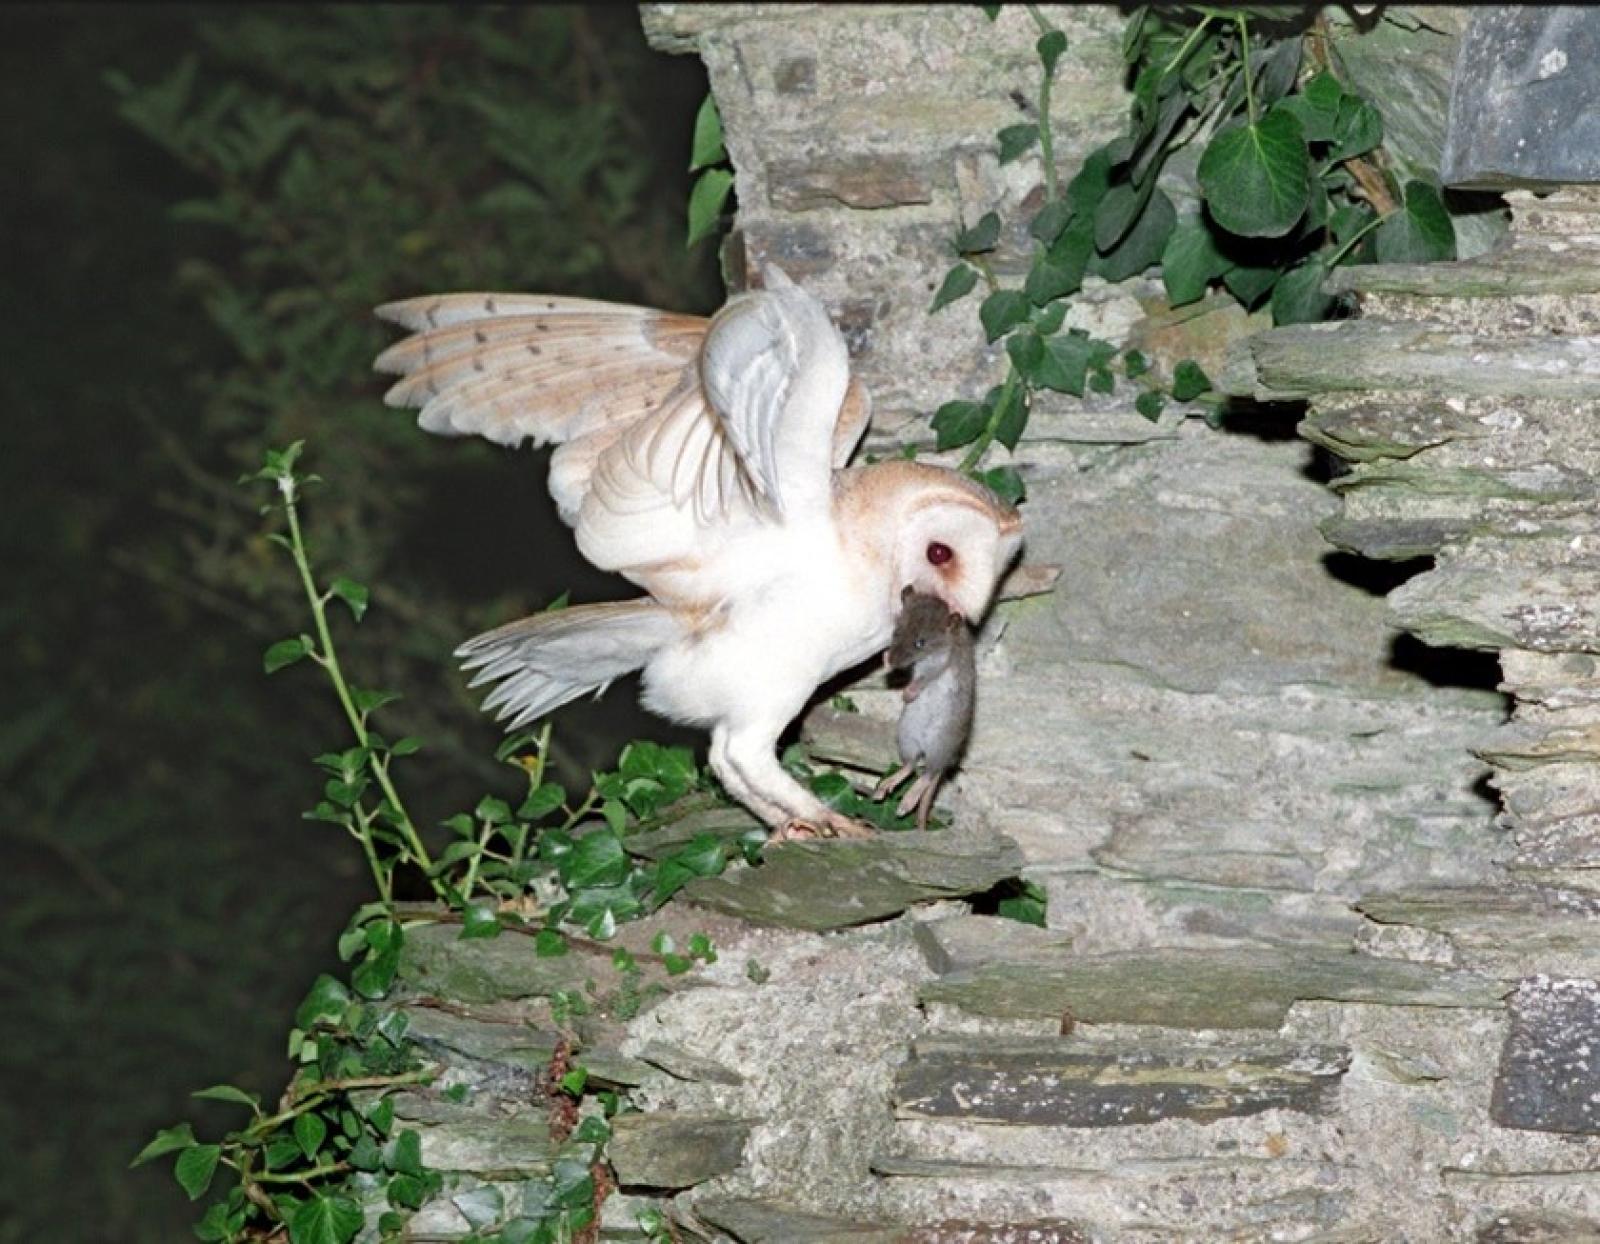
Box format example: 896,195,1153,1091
997,880,1048,926
1252,36,1302,106
1035,331,1098,397
977,464,1026,506
1092,177,1156,252
1161,219,1233,306
1197,108,1309,238
686,168,735,248
460,902,502,940
1331,94,1383,161
130,1123,196,1167
328,577,368,621
294,1111,327,1161
382,1129,424,1178
931,401,986,450
1037,29,1068,75
519,781,566,820
1373,181,1456,264
997,123,1039,165
174,1144,221,1201
688,93,725,172
1222,262,1280,308
979,289,1031,342
992,384,1029,451
295,974,351,1030
1005,331,1045,380
264,637,310,674
955,211,1001,254
288,1193,364,1244
1026,213,1093,305
929,263,978,313
1280,70,1341,142
1065,145,1114,217
1030,198,1072,246
1270,254,1334,324
1134,390,1166,422
1093,187,1175,282
1171,359,1214,401
561,829,628,890
191,1085,260,1111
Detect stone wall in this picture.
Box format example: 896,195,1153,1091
356,8,1600,1242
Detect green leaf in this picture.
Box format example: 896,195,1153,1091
288,1193,364,1244
997,882,1048,926
1279,70,1341,142
1270,254,1334,324
1134,390,1166,422
997,123,1039,165
390,736,424,757
1034,331,1098,396
1037,29,1068,75
1161,218,1233,306
295,975,352,1030
1197,108,1310,238
1222,262,1280,307
977,464,1026,506
460,902,502,940
351,686,399,714
1093,187,1175,282
1005,331,1045,380
932,400,985,450
131,1123,196,1167
519,782,566,820
979,290,1031,342
191,1085,260,1110
382,1129,424,1177
1171,359,1214,401
955,211,1001,254
560,1066,588,1095
1331,94,1383,161
264,637,310,674
534,929,567,957
929,263,978,314
328,577,368,621
1065,145,1114,217
1092,177,1156,252
174,1144,221,1201
992,383,1029,451
294,1112,327,1161
688,93,725,172
1373,180,1456,264
1030,198,1072,246
562,829,628,890
1026,213,1093,304
1252,36,1303,106
351,948,399,998
686,168,735,248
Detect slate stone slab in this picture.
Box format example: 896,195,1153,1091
1478,1210,1600,1243
921,947,1507,1030
1357,885,1600,956
895,1034,1350,1127
1222,320,1600,403
690,1198,1091,1244
1441,8,1600,190
398,1004,651,1088
607,1112,751,1189
912,914,1074,976
1328,247,1600,299
682,826,1025,931
416,1118,553,1175
1491,975,1600,1134
635,1039,746,1086
397,920,592,1004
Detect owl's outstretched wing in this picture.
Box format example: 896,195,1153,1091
375,273,868,581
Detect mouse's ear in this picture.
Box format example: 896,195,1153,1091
901,585,915,600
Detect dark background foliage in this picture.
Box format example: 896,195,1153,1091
0,8,714,1240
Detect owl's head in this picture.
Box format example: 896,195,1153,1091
872,463,1023,624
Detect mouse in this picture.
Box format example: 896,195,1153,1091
872,586,976,829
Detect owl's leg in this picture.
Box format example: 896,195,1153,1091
723,726,873,842
709,725,790,829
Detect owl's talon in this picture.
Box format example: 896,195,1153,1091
768,818,825,845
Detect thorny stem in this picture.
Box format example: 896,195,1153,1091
280,482,439,889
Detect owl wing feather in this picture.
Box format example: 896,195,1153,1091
375,275,867,584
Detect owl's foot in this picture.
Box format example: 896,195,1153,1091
768,811,875,845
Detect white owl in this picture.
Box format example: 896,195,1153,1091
376,270,1021,839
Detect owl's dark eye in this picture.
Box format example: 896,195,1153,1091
926,541,953,566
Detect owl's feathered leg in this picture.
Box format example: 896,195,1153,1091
722,725,873,842
709,726,790,828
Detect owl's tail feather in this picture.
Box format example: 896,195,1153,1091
456,600,679,733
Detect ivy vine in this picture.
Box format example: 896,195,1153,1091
935,4,1461,483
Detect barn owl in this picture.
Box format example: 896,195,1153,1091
374,269,1022,840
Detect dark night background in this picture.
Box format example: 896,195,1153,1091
0,8,717,1239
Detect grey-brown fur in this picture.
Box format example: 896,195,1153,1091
873,587,976,829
